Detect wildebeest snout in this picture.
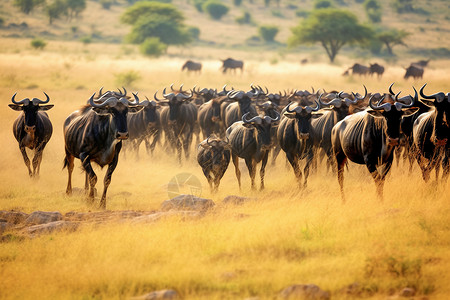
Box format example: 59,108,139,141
116,132,129,140
298,133,309,139
434,138,448,146
25,125,36,134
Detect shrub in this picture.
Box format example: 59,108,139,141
258,25,279,42
114,70,141,87
202,0,229,20
233,0,242,6
140,37,167,57
0,17,4,28
271,9,283,18
236,11,253,25
100,0,113,9
193,0,206,12
364,0,382,23
80,36,92,45
31,38,47,50
314,0,334,9
187,26,200,40
295,9,310,18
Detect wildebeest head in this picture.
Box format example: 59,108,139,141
420,83,450,146
284,100,322,140
139,97,160,126
367,84,419,145
89,92,143,140
156,85,193,124
9,92,54,136
242,111,280,150
319,86,367,117
227,88,259,112
200,135,230,166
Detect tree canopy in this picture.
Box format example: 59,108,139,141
288,8,373,62
376,29,409,55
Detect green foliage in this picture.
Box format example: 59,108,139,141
140,37,167,57
236,11,254,25
0,17,4,28
313,0,334,9
264,0,270,7
364,0,381,22
31,38,47,50
258,25,279,42
193,0,207,12
289,8,374,62
295,9,310,18
13,0,44,14
121,2,184,25
80,36,92,45
392,0,414,13
202,0,229,20
114,70,141,87
376,29,409,55
233,0,243,6
271,9,284,18
187,26,200,40
44,0,67,25
66,0,85,18
100,0,113,9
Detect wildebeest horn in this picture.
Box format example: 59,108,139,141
308,100,320,113
242,112,262,124
11,93,30,105
206,136,212,146
319,93,342,108
177,90,193,100
389,83,396,95
420,83,445,103
154,91,166,102
264,111,280,123
130,92,140,105
228,90,243,100
31,92,50,105
98,87,104,97
89,93,118,108
369,94,391,111
163,88,175,99
286,102,303,114
394,87,417,110
351,85,367,102
179,84,184,93
222,84,230,93
170,83,175,91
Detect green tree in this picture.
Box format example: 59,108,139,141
31,38,47,50
364,0,381,23
121,2,184,25
202,0,229,20
258,25,279,42
392,0,414,13
45,0,68,24
66,0,86,19
288,8,373,62
13,0,44,14
314,0,334,9
376,29,409,55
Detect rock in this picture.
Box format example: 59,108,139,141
24,211,63,225
0,222,13,235
131,211,200,224
65,210,145,222
0,211,29,224
25,221,79,236
161,195,214,212
341,282,361,296
399,287,415,297
131,289,180,300
279,284,330,299
222,195,254,205
0,233,25,243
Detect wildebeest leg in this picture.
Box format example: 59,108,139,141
417,155,431,182
394,146,402,168
286,152,302,188
19,146,32,177
80,152,97,203
213,174,221,193
271,145,281,166
232,154,241,189
442,152,450,182
99,145,121,209
335,152,347,202
203,169,214,192
64,152,75,195
366,163,383,201
245,158,257,190
32,142,46,177
303,152,314,188
260,152,269,190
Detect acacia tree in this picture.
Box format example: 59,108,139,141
376,29,409,55
14,0,45,14
288,8,373,63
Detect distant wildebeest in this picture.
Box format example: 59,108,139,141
413,84,450,182
277,100,322,188
181,60,202,74
8,92,54,177
411,59,430,68
404,65,424,80
197,135,231,192
226,111,280,190
369,63,385,78
221,58,244,74
63,90,144,209
301,58,308,64
127,97,160,158
331,87,419,201
343,63,370,76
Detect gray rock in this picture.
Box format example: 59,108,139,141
131,289,180,300
161,195,214,212
131,211,200,224
399,287,415,297
24,211,63,225
222,195,254,205
25,221,79,236
0,211,29,224
0,222,12,235
279,284,330,299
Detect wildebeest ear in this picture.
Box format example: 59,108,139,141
242,122,254,128
92,107,110,115
402,107,420,117
8,104,23,111
39,104,54,111
128,106,144,113
200,143,210,149
367,110,384,118
283,112,295,119
311,113,323,118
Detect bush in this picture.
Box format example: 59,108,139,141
187,26,200,40
295,9,310,18
236,11,253,25
80,36,92,45
100,0,113,9
392,0,414,13
258,25,279,42
31,38,47,50
140,37,167,57
0,17,4,28
193,0,206,12
202,0,229,20
314,0,334,9
114,70,141,87
233,0,242,6
271,9,283,18
364,0,381,23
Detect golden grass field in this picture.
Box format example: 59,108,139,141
0,38,449,299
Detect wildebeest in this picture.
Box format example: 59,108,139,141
224,89,259,129
369,63,385,78
181,60,202,73
277,100,322,188
63,91,144,208
198,90,230,139
413,84,450,182
226,111,280,190
197,135,231,192
343,63,370,76
127,97,160,158
8,92,54,177
411,59,430,68
404,65,424,80
257,99,281,164
221,58,244,74
331,88,419,201
157,87,198,164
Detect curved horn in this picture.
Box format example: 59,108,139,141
394,87,417,110
179,84,184,93
163,88,175,99
242,112,262,124
286,102,301,113
389,82,395,95
11,93,30,105
130,92,140,105
154,91,165,102
170,83,175,91
98,87,104,97
369,94,391,111
420,83,445,103
265,110,280,123
89,93,117,108
306,100,320,113
31,92,50,105
319,93,341,108
351,85,367,102
178,90,193,100
206,136,212,146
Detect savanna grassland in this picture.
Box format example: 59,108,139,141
0,0,450,298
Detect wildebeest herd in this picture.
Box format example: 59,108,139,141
343,59,430,79
8,83,449,208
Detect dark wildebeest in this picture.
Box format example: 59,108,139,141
257,99,281,165
404,65,424,80
343,63,370,76
277,100,322,188
369,63,385,78
8,92,54,177
157,87,198,164
221,58,244,74
301,58,308,64
197,135,231,192
181,60,202,73
226,111,280,190
331,88,419,201
126,97,160,158
224,89,259,129
411,59,430,68
198,89,232,139
413,84,450,182
63,91,144,208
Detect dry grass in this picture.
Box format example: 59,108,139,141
0,38,449,299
